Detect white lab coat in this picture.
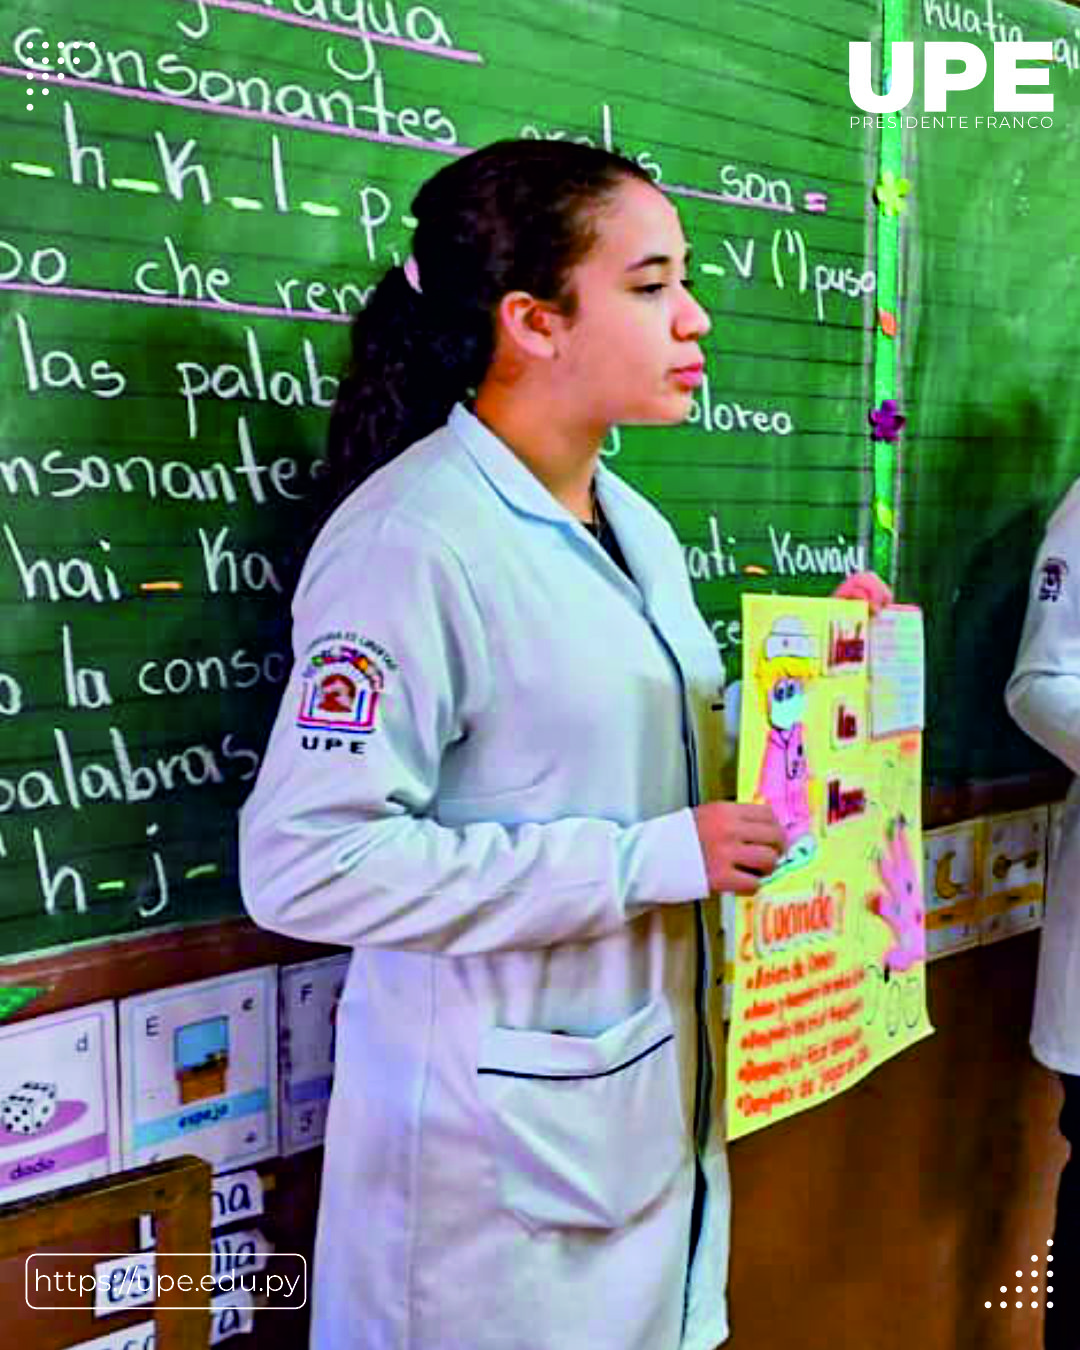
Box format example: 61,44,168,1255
240,405,732,1350
1006,477,1080,1075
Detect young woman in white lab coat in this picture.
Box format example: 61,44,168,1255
240,140,888,1350
1007,482,1080,1350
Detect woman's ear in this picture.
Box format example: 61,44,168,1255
496,291,564,361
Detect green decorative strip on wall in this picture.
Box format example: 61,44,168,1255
872,0,906,581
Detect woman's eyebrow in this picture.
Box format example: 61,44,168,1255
625,249,693,273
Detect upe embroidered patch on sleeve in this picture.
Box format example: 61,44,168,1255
1038,556,1069,603
297,643,387,734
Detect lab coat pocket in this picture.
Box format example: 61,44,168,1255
477,997,689,1232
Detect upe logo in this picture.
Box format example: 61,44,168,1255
849,41,1053,112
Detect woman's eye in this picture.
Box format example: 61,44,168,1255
634,284,666,294
680,278,696,291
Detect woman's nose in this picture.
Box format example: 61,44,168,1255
675,287,711,340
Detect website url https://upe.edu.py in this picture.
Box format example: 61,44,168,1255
24,1251,307,1310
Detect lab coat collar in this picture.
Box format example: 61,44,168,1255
447,405,657,605
448,403,580,526
592,464,666,607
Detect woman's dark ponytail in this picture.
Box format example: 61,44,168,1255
320,139,654,514
322,263,492,512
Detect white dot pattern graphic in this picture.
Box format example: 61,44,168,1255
21,38,93,111
985,1242,1056,1315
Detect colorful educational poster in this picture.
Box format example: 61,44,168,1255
120,968,278,1172
727,597,933,1140
279,954,349,1155
0,1001,120,1201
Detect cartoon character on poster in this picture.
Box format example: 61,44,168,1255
873,817,925,974
753,615,820,878
862,812,926,1036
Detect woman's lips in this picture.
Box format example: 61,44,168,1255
671,364,705,389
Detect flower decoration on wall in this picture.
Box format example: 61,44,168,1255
869,399,906,443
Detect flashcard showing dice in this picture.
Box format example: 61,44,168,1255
279,955,349,1155
120,969,277,1172
0,1002,120,1203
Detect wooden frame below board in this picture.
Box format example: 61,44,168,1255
0,1155,212,1350
924,767,1068,830
0,919,347,1022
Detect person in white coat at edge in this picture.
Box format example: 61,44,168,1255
1006,481,1080,1350
239,140,891,1350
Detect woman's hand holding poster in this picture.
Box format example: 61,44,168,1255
726,597,933,1141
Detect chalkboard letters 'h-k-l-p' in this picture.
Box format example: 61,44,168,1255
65,99,226,209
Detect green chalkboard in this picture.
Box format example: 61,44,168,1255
896,0,1080,780
0,0,882,957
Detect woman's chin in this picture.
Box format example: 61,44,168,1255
622,394,698,427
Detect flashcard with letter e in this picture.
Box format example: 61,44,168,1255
120,969,277,1172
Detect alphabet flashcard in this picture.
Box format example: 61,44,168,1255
120,969,277,1172
279,955,349,1155
0,1001,119,1203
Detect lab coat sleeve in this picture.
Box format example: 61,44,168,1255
1005,506,1080,775
240,514,709,955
